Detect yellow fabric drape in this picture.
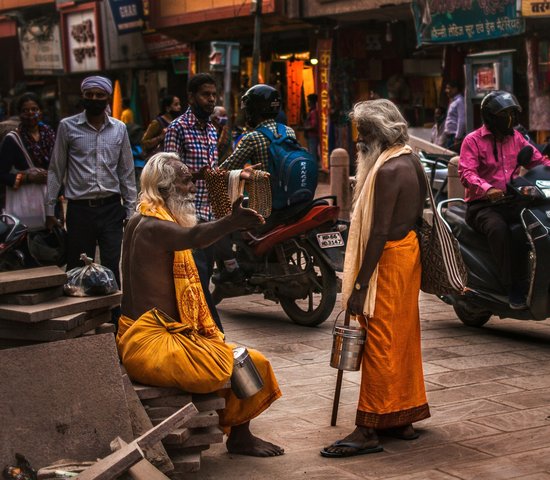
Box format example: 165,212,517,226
342,145,413,317
356,230,430,428
111,79,123,120
116,204,281,426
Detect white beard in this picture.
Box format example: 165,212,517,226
166,192,197,228
353,143,383,205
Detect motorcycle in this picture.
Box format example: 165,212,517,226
437,146,550,326
211,196,347,327
0,213,29,271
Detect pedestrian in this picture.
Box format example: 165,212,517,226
0,92,56,229
304,93,319,166
118,152,284,457
163,73,223,330
321,99,430,458
458,90,550,309
443,80,466,152
120,97,134,125
430,106,447,147
46,75,137,324
211,105,232,162
141,94,181,158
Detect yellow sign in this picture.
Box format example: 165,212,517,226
522,0,550,16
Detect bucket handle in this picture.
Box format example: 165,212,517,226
332,309,368,335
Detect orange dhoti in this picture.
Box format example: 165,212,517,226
355,230,430,428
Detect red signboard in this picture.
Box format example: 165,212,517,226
317,38,332,171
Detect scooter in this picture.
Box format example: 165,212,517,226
0,213,28,271
438,147,550,326
211,196,347,327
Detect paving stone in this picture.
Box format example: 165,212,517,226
422,362,452,375
461,425,550,456
421,348,459,362
339,444,490,478
505,361,550,375
440,342,527,356
426,382,522,407
428,399,516,425
512,474,550,480
439,456,543,480
425,366,521,388
492,390,550,409
508,446,550,471
499,374,550,390
421,337,470,349
430,352,532,370
384,471,466,480
470,406,550,432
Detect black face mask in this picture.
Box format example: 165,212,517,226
83,98,108,116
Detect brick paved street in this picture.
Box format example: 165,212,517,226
188,291,550,479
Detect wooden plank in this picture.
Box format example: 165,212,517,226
0,292,121,322
111,437,171,480
161,427,191,445
0,286,63,305
96,323,116,334
135,402,198,450
164,426,223,448
0,311,111,341
0,266,67,295
37,461,94,479
191,394,225,412
77,442,144,480
121,375,174,474
165,444,210,454
149,411,219,429
169,451,201,474
143,394,193,408
133,383,184,400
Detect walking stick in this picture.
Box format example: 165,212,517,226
330,310,351,426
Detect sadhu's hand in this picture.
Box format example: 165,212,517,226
347,286,367,317
229,195,265,229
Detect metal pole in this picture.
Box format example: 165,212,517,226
251,0,262,85
224,44,233,128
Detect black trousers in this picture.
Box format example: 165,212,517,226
192,245,223,333
66,199,125,324
466,201,526,292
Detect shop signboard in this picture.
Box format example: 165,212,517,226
108,0,144,35
411,0,524,46
317,38,332,171
18,22,64,75
61,2,103,72
143,32,190,58
522,0,550,16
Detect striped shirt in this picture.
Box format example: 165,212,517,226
219,119,296,173
164,107,218,221
444,93,466,140
46,112,137,217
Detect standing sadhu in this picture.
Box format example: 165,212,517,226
322,99,430,458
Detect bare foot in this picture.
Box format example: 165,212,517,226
227,422,284,457
322,427,380,457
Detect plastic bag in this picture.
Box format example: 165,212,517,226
64,253,118,297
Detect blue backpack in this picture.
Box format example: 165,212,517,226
256,123,318,210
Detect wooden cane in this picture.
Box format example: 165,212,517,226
330,310,351,426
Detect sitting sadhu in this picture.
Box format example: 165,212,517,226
116,152,283,457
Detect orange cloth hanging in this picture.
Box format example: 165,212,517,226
111,80,123,120
286,60,303,125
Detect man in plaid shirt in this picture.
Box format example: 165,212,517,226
164,73,223,329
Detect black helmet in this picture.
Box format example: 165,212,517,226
241,84,281,125
27,226,67,266
481,90,521,125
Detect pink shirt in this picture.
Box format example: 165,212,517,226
458,125,550,202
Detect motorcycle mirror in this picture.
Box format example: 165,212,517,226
517,146,534,167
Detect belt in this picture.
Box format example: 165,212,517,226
68,194,121,208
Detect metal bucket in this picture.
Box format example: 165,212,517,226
231,347,264,399
330,321,366,371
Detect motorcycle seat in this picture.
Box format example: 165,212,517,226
444,205,491,254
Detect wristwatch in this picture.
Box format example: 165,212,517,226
355,282,366,291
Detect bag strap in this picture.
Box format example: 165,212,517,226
418,157,466,292
6,131,35,169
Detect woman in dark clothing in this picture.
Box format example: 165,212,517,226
141,94,182,158
0,92,56,227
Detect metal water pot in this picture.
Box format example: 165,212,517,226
330,312,366,371
231,347,264,399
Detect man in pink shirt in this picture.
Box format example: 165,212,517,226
459,90,550,309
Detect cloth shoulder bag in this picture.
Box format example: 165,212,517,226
4,131,47,230
417,165,467,296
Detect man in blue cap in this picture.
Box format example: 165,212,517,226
46,75,136,325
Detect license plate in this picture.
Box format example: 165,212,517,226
316,231,344,249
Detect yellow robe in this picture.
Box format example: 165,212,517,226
356,231,430,428
116,204,281,428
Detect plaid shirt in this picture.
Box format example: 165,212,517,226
219,120,296,172
164,107,218,221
